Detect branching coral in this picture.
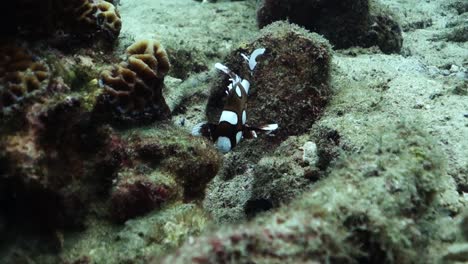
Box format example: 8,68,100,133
95,40,171,125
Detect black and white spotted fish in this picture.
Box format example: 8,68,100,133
192,48,278,153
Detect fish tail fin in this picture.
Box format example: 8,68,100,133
243,123,278,139
257,124,279,134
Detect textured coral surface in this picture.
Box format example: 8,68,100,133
96,40,171,125
0,44,49,111
5,0,121,42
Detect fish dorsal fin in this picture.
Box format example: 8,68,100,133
241,48,266,71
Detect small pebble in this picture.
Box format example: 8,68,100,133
450,65,459,72
442,69,451,76
302,141,318,167
455,71,466,80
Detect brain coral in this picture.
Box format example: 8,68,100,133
95,40,171,125
63,0,122,39
0,44,49,112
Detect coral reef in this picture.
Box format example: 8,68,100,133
162,122,460,263
95,40,172,125
0,0,465,263
207,21,332,141
256,0,403,54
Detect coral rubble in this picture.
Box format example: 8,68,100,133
95,40,172,125
257,0,403,54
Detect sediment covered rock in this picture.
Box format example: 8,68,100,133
257,0,403,54
163,122,460,263
207,21,332,141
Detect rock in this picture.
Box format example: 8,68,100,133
302,141,318,167
0,97,122,230
443,243,468,262
163,122,458,263
207,21,332,141
107,124,222,223
204,135,319,223
110,170,174,223
256,0,403,54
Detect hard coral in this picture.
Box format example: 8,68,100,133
95,40,171,125
5,0,121,42
0,44,50,113
62,0,122,40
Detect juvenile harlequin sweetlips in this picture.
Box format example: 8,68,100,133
192,48,278,153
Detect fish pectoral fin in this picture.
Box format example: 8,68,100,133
242,128,257,139
192,122,217,140
242,123,278,139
